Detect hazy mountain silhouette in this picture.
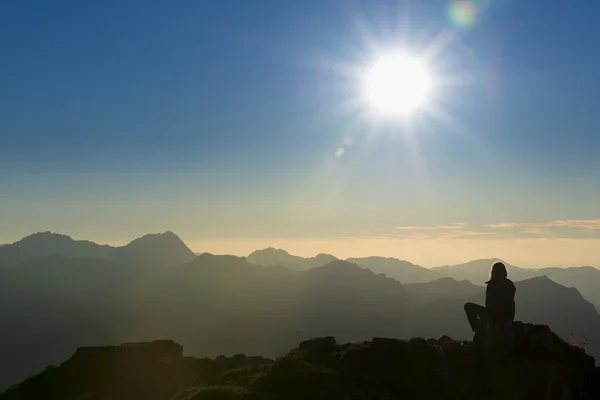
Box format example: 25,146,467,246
247,248,337,270
248,250,441,283
537,266,600,312
0,231,195,269
2,233,600,390
404,277,484,305
0,262,106,390
127,257,411,358
513,275,600,344
108,231,196,267
0,232,114,267
432,258,540,284
348,256,443,283
433,259,600,310
411,276,600,357
0,255,408,388
0,254,140,388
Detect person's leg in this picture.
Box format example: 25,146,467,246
464,302,487,333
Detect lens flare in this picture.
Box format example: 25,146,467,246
446,0,479,29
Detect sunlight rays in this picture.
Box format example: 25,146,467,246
286,0,498,221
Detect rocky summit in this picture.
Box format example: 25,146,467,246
2,323,599,400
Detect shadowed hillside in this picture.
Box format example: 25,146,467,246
539,266,600,312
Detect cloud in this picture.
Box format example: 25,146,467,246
551,220,600,230
390,223,509,240
520,227,555,236
386,220,600,240
485,219,600,238
487,222,529,229
487,220,600,230
394,223,466,231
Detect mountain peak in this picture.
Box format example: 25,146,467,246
133,231,182,242
519,274,553,284
315,253,336,259
307,260,381,279
110,232,195,267
0,232,114,267
346,256,441,284
250,247,291,256
17,231,73,243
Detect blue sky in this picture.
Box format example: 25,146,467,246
1,0,599,266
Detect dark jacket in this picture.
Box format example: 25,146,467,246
485,277,516,324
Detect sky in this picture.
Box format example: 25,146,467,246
1,0,600,267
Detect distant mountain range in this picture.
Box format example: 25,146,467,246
410,275,600,345
248,249,441,283
1,232,600,390
431,258,539,284
348,256,443,283
247,248,338,270
431,258,600,311
0,231,196,268
250,249,600,310
404,277,484,305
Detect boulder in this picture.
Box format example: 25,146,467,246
483,321,515,359
299,336,336,352
480,321,596,369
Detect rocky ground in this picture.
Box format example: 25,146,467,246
2,323,599,400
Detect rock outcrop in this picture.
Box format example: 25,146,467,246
0,341,271,400
2,326,599,400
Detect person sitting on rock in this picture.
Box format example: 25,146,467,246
464,262,516,341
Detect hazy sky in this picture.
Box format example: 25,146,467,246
2,0,599,266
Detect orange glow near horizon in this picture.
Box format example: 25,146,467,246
187,237,600,269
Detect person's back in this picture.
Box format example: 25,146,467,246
485,274,516,324
464,261,516,339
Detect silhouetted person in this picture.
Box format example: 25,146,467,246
464,262,516,340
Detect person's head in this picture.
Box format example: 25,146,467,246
488,261,508,282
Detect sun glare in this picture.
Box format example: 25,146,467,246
366,54,432,116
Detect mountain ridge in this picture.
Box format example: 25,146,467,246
2,248,600,390
247,248,338,270
0,231,195,268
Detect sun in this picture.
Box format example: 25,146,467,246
366,53,432,116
